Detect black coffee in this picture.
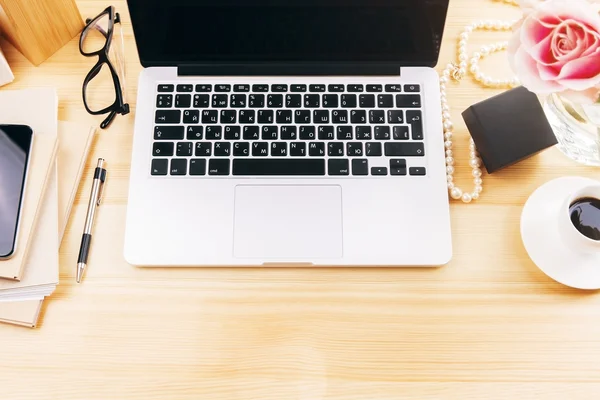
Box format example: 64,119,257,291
569,197,600,241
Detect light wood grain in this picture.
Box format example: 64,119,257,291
1,1,600,399
0,0,83,66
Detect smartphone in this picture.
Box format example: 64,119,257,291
0,125,34,259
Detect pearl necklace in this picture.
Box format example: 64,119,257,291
441,4,520,202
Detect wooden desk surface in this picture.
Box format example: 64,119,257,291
1,1,600,399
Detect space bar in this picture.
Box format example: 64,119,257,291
233,159,326,176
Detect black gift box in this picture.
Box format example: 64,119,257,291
461,86,557,174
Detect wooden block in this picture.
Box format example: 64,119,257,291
0,0,84,66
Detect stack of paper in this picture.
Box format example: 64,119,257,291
0,89,95,328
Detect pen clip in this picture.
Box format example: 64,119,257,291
97,171,106,206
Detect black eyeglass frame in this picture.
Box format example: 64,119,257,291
79,5,130,129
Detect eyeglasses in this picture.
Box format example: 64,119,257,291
79,6,130,129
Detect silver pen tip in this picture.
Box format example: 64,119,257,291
76,264,85,283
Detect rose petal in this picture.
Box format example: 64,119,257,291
535,0,600,33
513,46,563,93
521,15,556,52
557,50,600,81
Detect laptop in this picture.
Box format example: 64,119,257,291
124,0,452,267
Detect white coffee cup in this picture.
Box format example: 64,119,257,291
558,184,600,253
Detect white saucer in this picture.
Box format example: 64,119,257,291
521,176,600,290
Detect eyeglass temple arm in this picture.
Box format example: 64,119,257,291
101,111,117,129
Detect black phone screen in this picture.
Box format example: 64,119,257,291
0,125,33,258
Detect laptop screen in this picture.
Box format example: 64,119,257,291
127,0,449,68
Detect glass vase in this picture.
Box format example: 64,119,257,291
544,93,600,167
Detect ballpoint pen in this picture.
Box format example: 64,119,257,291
77,158,106,283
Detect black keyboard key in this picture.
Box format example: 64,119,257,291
323,94,339,108
318,126,334,140
371,167,388,176
328,84,344,92
243,126,260,140
388,110,404,124
299,126,316,140
239,110,256,124
233,159,325,176
176,84,193,92
193,94,210,108
230,94,247,108
252,142,269,156
220,110,237,124
249,94,265,108
366,142,382,157
337,126,353,140
393,126,410,140
404,84,421,93
308,142,325,156
286,94,302,108
224,126,241,140
271,84,288,92
201,110,219,124
262,126,278,140
212,94,228,108
309,84,326,92
233,142,250,156
170,159,187,175
328,142,344,157
356,126,372,140
205,126,222,140
352,159,369,176
341,94,357,108
378,94,394,108
234,84,250,92
347,84,364,92
295,110,311,124
291,84,307,92
176,142,193,156
280,126,297,140
195,84,212,92
271,142,287,156
406,110,423,140
384,142,425,157
374,126,391,140
396,94,421,108
151,159,168,175
409,167,427,176
347,142,363,157
215,84,231,92
195,142,212,156
153,142,174,156
304,94,320,108
351,110,367,124
276,110,293,124
252,84,269,92
267,94,283,108
258,110,274,124
332,110,348,124
208,159,230,175
183,110,199,124
156,94,173,108
158,84,174,92
290,142,306,156
328,159,350,176
385,84,402,92
187,126,203,140
314,110,329,124
189,159,207,176
154,125,184,140
175,94,191,108
390,159,407,176
367,84,383,92
370,110,385,124
214,142,231,157
359,94,375,108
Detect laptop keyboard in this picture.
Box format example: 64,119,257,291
151,83,427,177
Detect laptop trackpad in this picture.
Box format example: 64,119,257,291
233,185,343,260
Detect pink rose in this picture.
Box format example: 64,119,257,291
508,0,600,103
